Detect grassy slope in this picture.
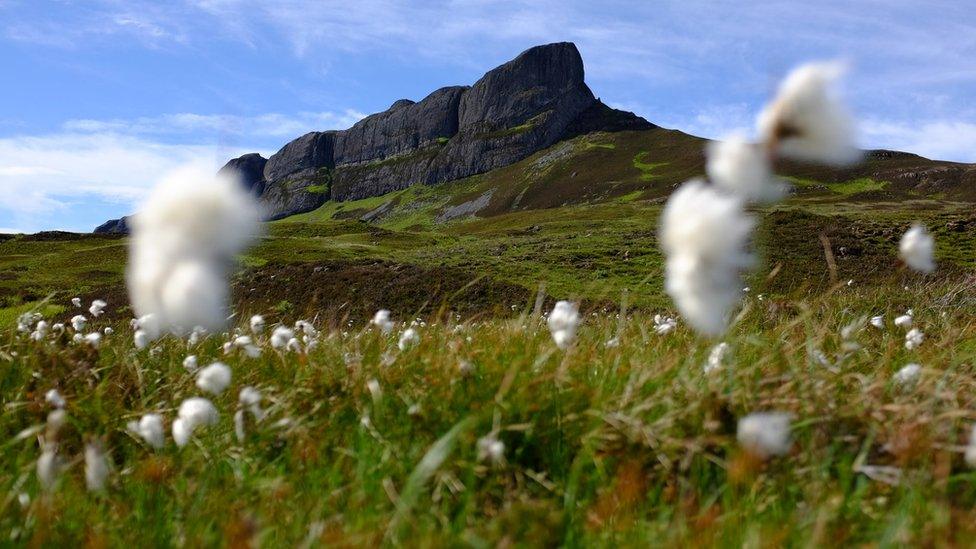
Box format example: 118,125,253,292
3,279,976,546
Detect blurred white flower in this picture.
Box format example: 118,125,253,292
71,297,82,308
737,412,792,459
46,409,67,437
547,301,580,350
706,136,785,202
249,314,265,334
905,328,924,350
173,397,218,447
231,335,261,358
103,327,113,336
129,413,165,449
196,362,232,395
70,315,87,332
477,434,505,464
894,313,913,329
88,299,107,317
127,167,260,339
36,445,60,490
398,328,420,351
372,309,395,334
893,363,921,386
84,442,109,491
83,332,102,348
458,359,474,376
182,354,199,373
286,337,302,353
366,378,382,403
270,326,294,350
870,315,884,329
660,180,755,336
239,386,265,421
30,320,49,341
133,329,149,350
45,389,65,409
653,314,678,335
899,224,935,273
757,61,860,165
965,425,976,468
704,342,729,374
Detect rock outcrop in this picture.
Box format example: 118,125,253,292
96,42,654,231
93,216,130,235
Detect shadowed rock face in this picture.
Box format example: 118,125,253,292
240,42,646,214
95,42,652,229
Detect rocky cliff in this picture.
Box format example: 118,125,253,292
96,42,651,231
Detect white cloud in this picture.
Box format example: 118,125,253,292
860,119,976,162
63,110,365,139
0,132,258,228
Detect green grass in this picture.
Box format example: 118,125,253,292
3,278,976,545
632,151,668,182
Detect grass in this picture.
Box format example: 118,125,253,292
4,276,976,545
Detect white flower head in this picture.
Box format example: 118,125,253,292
477,434,505,464
71,297,82,308
371,309,395,334
83,332,102,348
893,313,913,329
757,61,860,165
270,326,294,350
893,363,921,386
196,362,232,395
398,328,420,351
905,328,924,350
965,425,976,469
173,397,218,447
37,445,61,490
706,136,785,202
249,314,265,334
133,329,150,350
653,314,678,335
130,413,165,449
88,299,107,317
70,315,87,332
704,342,729,374
547,301,580,350
182,354,199,373
870,315,885,329
239,386,265,421
737,412,792,459
899,224,935,273
84,442,110,491
45,389,65,409
126,167,260,337
660,180,755,336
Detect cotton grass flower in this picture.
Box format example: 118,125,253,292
126,167,260,339
371,309,395,334
36,445,60,490
899,224,935,273
477,434,505,464
660,180,755,336
172,397,218,448
757,61,860,165
398,328,420,351
88,299,107,317
870,315,885,329
706,136,785,202
704,342,729,374
71,297,81,308
965,425,976,468
653,314,678,335
905,328,924,350
182,355,199,373
249,314,265,334
737,412,792,459
70,315,86,332
270,326,294,350
893,363,921,386
84,442,109,491
196,362,232,395
128,413,165,449
547,301,580,350
45,389,65,409
894,313,913,329
83,332,102,348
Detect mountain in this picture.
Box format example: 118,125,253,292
94,42,975,234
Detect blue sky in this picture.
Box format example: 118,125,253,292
0,0,973,233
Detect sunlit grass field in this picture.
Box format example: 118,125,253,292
3,274,976,546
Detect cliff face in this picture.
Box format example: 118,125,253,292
94,42,653,231
219,42,651,220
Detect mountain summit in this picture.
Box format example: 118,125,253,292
95,42,650,232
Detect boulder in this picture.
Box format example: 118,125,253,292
218,152,268,195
